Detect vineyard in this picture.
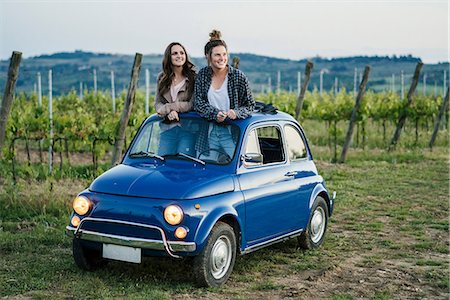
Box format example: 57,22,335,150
0,87,448,182
1,67,449,298
1,87,449,299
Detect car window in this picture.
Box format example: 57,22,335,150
128,118,239,165
256,126,285,164
131,122,160,154
284,125,307,160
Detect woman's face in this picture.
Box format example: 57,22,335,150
209,45,228,70
171,44,186,68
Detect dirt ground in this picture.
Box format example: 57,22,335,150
173,228,449,299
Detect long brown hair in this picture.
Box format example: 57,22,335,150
158,42,196,96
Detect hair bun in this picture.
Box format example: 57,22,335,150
209,30,222,41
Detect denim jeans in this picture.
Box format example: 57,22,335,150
208,124,236,160
158,125,195,157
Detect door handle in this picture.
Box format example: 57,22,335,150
285,171,298,177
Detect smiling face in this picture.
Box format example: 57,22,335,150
170,44,186,68
209,45,228,71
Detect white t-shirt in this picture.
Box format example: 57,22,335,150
207,76,230,111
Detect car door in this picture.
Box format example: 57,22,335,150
238,124,304,246
282,123,319,229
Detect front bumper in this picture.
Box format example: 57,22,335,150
66,217,196,258
330,191,337,216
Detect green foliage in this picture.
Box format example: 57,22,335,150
256,89,442,125
4,90,154,163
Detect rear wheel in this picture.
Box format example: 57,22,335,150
72,238,108,271
298,196,329,249
193,222,236,287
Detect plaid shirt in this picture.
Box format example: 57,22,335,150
194,65,255,121
193,65,254,154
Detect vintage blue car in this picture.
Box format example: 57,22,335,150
66,109,335,287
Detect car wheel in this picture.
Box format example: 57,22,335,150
298,196,329,249
72,238,108,271
193,222,236,287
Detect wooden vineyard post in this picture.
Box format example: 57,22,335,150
277,70,281,94
429,87,449,149
232,57,240,69
295,61,313,120
111,70,116,113
93,69,97,95
111,53,143,166
389,62,423,151
48,69,53,174
145,69,150,114
0,51,22,158
339,65,371,163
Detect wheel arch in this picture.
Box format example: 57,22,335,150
309,184,332,216
194,208,243,254
217,214,242,254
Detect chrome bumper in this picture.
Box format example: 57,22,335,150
66,217,196,258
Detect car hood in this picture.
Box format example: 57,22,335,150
89,163,235,200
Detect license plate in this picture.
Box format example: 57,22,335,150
102,244,141,263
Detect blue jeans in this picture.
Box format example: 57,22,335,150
158,125,195,156
208,124,236,160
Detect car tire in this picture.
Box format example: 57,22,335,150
298,196,329,249
72,238,108,271
193,222,236,287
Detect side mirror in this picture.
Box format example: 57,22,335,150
242,153,263,164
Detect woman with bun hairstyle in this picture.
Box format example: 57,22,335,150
155,42,196,156
194,30,254,122
194,30,255,161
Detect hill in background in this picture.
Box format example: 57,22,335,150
0,50,448,96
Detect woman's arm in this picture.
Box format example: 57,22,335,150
234,72,255,119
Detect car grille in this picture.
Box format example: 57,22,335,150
80,219,162,240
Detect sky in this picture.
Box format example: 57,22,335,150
0,0,449,63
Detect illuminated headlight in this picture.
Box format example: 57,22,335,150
73,196,91,216
175,227,188,239
164,205,183,225
71,215,81,227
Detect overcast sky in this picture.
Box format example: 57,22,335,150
0,0,448,63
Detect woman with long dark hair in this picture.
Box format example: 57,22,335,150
155,42,196,156
155,42,196,120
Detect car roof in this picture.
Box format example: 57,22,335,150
144,111,299,129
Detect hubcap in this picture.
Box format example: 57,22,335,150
210,235,232,279
310,206,326,243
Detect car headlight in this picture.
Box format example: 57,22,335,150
73,195,91,216
71,215,81,227
164,205,183,225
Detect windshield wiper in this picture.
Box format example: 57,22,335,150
129,151,165,161
163,152,206,165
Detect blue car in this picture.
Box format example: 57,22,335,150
66,109,335,287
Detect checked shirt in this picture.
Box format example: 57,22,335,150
193,65,255,155
193,65,255,121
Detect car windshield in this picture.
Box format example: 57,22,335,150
129,117,240,165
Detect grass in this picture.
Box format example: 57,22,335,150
0,146,449,299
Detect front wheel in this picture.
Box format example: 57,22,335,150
193,222,236,287
298,196,329,249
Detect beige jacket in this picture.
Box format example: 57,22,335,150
154,75,194,116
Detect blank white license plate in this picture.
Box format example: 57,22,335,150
102,244,141,263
